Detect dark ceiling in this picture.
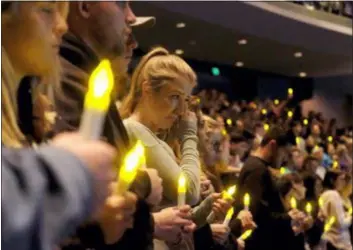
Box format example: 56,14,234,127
131,1,353,78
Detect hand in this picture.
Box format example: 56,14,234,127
302,215,314,231
144,168,163,206
210,224,230,244
153,206,194,241
237,210,257,231
179,111,198,137
200,175,214,199
288,209,306,224
237,238,245,250
52,132,116,208
95,190,137,244
211,193,233,221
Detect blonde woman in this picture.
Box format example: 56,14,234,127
121,48,232,249
1,1,67,147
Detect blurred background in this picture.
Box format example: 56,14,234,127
130,1,353,127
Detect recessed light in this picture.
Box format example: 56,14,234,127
235,61,244,67
305,5,315,11
189,40,196,46
238,39,247,45
176,22,186,28
175,49,184,55
299,72,307,77
294,52,303,58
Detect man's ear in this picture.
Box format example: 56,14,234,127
77,1,94,19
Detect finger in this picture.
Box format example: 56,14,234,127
173,217,193,226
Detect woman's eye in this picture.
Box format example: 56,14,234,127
41,6,55,15
171,95,179,101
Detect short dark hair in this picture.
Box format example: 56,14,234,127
260,125,288,147
322,170,342,190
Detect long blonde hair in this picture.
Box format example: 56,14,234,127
119,47,197,119
1,2,68,148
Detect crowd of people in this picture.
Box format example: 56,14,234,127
1,2,352,250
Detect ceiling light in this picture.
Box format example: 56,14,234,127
176,22,186,28
235,61,244,67
305,5,315,11
238,39,247,45
299,72,307,78
294,52,303,58
175,49,184,55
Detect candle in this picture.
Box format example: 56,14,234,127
280,167,287,175
288,88,293,97
305,202,312,215
264,123,270,132
221,129,227,136
207,185,236,223
348,206,352,216
274,99,279,105
116,140,145,194
226,119,232,126
303,119,308,126
327,136,333,143
178,173,186,207
296,137,300,146
332,161,339,169
244,193,250,211
324,216,335,232
239,229,253,240
223,207,234,226
287,111,293,118
80,60,114,139
261,109,267,115
290,197,297,209
318,197,324,209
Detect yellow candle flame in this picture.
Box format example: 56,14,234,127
244,193,250,207
221,129,227,136
319,197,323,208
264,123,270,131
348,206,352,215
84,59,114,111
332,161,338,169
327,136,333,143
197,98,201,104
226,119,232,126
274,99,279,105
303,119,308,126
305,202,312,214
288,88,293,96
261,109,267,115
119,140,144,187
280,167,286,175
223,185,236,200
225,207,234,220
240,229,253,240
296,137,300,146
178,174,186,193
287,111,293,118
324,216,335,232
290,197,297,209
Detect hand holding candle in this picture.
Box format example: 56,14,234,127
116,141,145,195
80,60,114,140
178,173,187,207
324,216,335,232
305,202,312,215
207,186,236,223
238,229,253,241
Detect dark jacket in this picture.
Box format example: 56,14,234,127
2,145,93,250
53,32,154,250
234,156,293,250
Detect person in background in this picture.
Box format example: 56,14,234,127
52,2,163,249
2,132,125,250
289,148,306,172
320,171,352,250
232,126,306,250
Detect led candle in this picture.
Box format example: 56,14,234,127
274,99,279,105
207,186,236,223
244,193,250,211
261,109,267,115
239,229,253,241
305,202,312,215
116,141,145,195
223,207,234,226
226,119,232,126
324,216,335,232
290,197,297,209
348,206,352,216
296,137,300,146
287,111,293,118
327,136,333,143
80,60,114,139
264,123,270,132
178,173,187,207
288,88,293,97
